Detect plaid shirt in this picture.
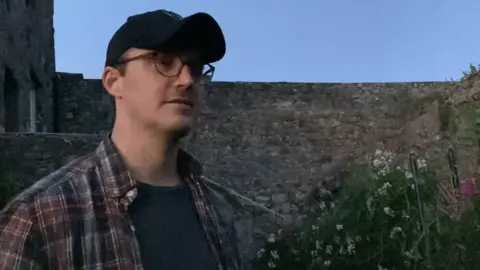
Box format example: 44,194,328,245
0,136,242,270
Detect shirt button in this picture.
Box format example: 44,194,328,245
126,189,137,199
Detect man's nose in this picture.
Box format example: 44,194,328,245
176,64,194,87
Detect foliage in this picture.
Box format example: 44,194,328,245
461,64,480,81
445,63,479,81
253,150,480,269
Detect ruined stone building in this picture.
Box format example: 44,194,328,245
0,0,467,214
0,0,55,133
3,0,480,262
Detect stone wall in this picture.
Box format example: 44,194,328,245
54,72,113,133
54,72,454,158
1,79,474,264
0,133,100,186
2,0,479,265
0,0,55,133
0,132,268,263
1,80,457,213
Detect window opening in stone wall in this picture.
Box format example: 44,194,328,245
29,68,41,132
25,0,35,8
52,76,59,132
3,67,19,132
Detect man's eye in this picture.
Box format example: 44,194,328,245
159,58,175,67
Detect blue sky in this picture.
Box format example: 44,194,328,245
54,0,480,83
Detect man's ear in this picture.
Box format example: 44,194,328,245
102,66,123,98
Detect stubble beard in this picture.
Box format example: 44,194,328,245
169,125,191,145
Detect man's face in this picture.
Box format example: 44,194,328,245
104,48,205,138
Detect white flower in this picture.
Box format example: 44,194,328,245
325,245,333,254
372,150,394,176
312,225,319,232
383,207,395,217
347,244,355,255
268,259,276,268
373,159,382,168
377,182,392,195
324,260,331,266
378,167,389,176
256,248,265,258
319,201,326,210
405,248,422,261
267,234,276,243
417,159,427,169
378,264,387,270
336,224,343,231
270,250,279,259
346,237,356,255
389,226,403,239
315,240,321,250
405,171,413,179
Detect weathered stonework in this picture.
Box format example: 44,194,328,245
50,77,459,209
0,80,459,212
54,72,113,133
0,0,55,133
3,0,480,266
0,79,465,263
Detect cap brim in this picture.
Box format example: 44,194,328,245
155,13,226,64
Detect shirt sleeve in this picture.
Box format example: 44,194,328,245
0,202,47,270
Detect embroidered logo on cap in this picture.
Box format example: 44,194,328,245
160,10,183,20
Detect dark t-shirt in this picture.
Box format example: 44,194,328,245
127,181,218,270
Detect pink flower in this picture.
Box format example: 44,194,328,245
460,177,478,198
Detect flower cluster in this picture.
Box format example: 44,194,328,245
254,150,480,269
460,177,478,198
372,149,394,176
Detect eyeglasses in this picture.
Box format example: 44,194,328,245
114,51,215,85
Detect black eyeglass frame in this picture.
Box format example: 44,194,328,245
113,51,216,84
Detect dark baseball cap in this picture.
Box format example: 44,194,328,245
105,9,226,67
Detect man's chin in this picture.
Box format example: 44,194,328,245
160,119,195,141
169,124,191,141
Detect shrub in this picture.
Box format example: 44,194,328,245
253,150,480,269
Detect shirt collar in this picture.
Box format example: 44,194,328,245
93,134,203,198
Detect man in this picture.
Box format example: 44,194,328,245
0,9,243,270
